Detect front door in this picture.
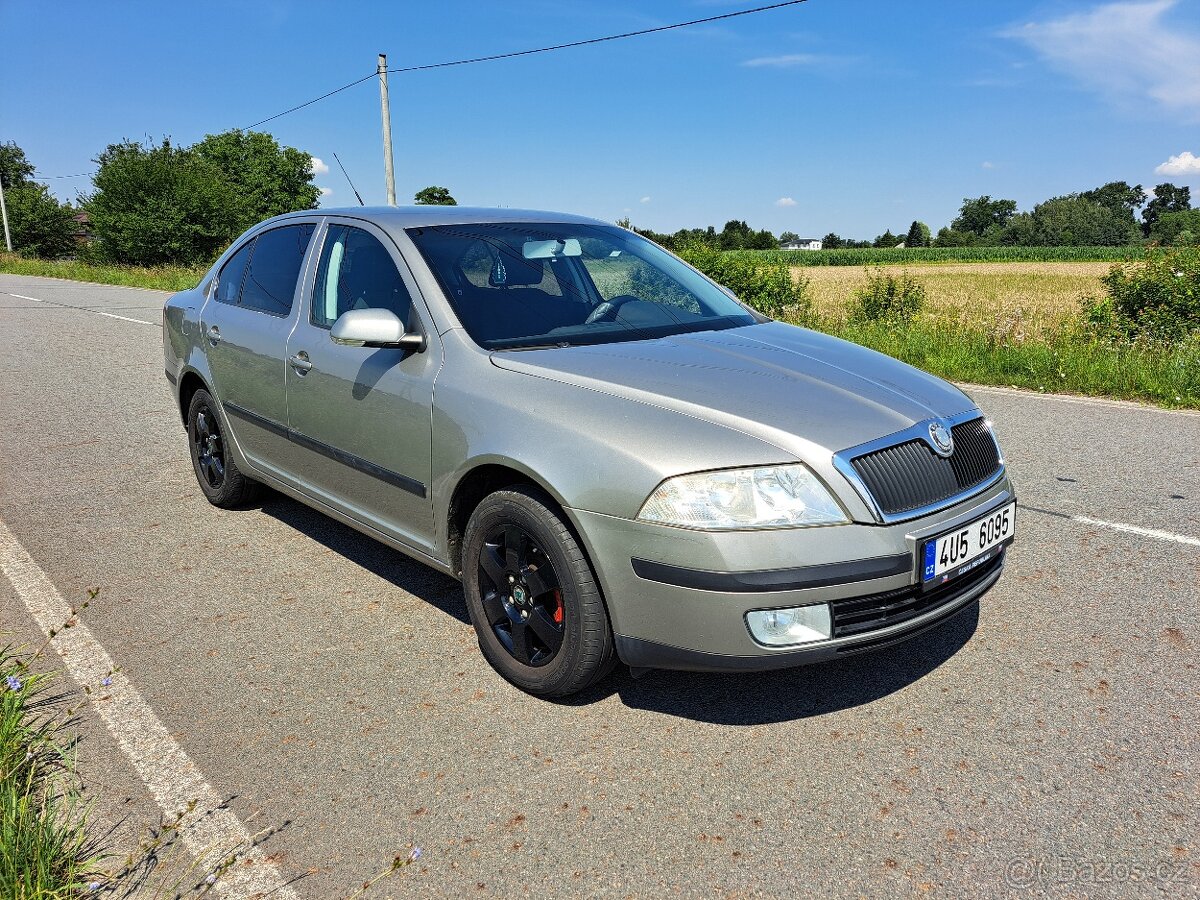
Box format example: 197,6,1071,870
283,219,439,555
200,223,316,468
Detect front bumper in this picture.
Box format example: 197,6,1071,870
567,476,1014,672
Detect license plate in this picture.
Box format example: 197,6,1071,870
922,502,1015,587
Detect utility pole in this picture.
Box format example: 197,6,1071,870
378,53,396,206
0,175,12,252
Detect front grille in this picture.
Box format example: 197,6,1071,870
831,550,1004,640
850,418,1001,516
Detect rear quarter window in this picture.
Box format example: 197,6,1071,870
214,240,253,306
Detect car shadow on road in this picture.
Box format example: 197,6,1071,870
257,493,470,625
569,604,980,726
253,490,976,725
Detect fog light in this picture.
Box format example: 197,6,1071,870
746,603,832,647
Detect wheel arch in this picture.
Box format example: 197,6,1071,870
177,369,210,426
445,460,574,578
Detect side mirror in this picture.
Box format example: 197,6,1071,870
330,308,426,351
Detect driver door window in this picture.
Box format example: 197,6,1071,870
311,225,414,329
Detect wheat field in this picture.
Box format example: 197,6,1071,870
798,261,1113,334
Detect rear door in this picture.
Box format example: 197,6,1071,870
283,219,439,555
200,222,316,469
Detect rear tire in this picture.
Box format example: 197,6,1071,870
186,389,259,508
462,486,614,697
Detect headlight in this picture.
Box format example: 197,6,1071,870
637,464,848,530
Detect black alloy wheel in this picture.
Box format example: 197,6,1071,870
477,524,565,667
192,404,226,490
461,485,615,697
185,388,259,508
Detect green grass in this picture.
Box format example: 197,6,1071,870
1,649,101,898
819,318,1200,407
741,245,1144,267
0,253,205,292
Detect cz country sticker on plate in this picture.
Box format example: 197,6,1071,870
922,502,1015,588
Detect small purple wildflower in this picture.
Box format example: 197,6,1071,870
205,874,217,885
101,676,113,687
88,883,101,892
408,847,423,863
5,675,21,692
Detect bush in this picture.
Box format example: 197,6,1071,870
1099,247,1200,341
848,268,926,323
3,184,78,259
677,243,812,321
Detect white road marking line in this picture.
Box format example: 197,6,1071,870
1,290,158,326
0,518,298,899
1073,515,1200,548
92,310,158,326
963,383,1200,417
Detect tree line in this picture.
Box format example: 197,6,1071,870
626,181,1197,252
3,136,1196,264
0,135,461,266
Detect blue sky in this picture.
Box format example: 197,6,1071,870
3,0,1198,238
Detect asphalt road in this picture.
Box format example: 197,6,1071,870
2,273,1197,898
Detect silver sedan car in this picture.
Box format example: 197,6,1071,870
163,207,1015,697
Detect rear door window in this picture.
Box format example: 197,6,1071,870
214,240,253,306
239,224,316,316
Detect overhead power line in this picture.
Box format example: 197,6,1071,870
242,71,378,131
241,0,809,130
33,172,95,179
387,0,809,75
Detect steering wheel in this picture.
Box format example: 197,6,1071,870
584,294,640,325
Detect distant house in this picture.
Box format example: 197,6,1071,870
73,211,96,247
779,237,822,251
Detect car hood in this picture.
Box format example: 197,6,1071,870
490,322,975,460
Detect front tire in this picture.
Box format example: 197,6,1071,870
186,389,259,508
462,486,614,697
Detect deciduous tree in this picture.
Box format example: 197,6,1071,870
414,186,456,205
1027,195,1140,246
952,196,1017,236
192,130,320,232
85,139,238,265
0,141,35,189
0,141,79,258
1142,183,1191,237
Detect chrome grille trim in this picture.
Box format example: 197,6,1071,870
832,410,1005,524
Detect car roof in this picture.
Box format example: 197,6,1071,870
266,205,611,229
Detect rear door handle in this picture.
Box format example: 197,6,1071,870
206,325,222,345
289,351,313,374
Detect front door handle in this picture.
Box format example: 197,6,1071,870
289,351,313,374
206,325,222,346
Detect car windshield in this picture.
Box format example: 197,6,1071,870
406,222,759,350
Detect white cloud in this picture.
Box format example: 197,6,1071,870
310,157,330,176
1004,1,1200,117
981,161,995,169
1155,151,1200,177
640,196,651,203
741,53,825,68
775,196,797,207
318,186,333,198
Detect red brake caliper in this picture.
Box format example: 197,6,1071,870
552,589,564,624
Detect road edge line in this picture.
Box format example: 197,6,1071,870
0,518,299,899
